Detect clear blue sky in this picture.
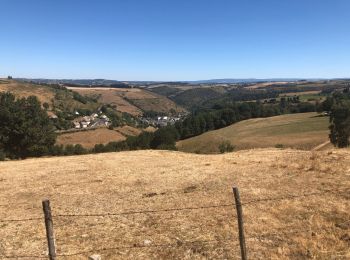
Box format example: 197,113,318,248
1,0,349,81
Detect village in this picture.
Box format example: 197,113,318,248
72,112,110,129
140,112,188,127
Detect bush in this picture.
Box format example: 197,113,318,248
275,144,284,149
0,150,5,161
219,141,235,153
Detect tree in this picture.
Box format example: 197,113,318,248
328,91,350,147
151,126,179,149
329,101,350,147
43,102,50,110
0,92,56,158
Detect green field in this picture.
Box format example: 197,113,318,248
177,112,330,153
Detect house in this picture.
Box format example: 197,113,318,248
80,122,89,128
82,116,91,123
73,122,80,129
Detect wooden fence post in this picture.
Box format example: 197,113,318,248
42,200,56,260
233,187,247,260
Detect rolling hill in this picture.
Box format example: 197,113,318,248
0,149,349,259
0,79,100,112
69,87,186,116
177,112,330,154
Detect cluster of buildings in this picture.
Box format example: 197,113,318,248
140,114,186,127
73,113,110,129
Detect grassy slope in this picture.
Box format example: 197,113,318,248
56,128,127,148
70,87,186,115
0,79,99,112
0,149,349,259
177,112,330,154
0,79,55,105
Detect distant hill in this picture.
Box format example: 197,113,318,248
16,77,329,85
171,87,223,108
177,112,330,153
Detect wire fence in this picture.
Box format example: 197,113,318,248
0,188,348,259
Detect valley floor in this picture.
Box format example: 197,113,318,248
0,149,349,259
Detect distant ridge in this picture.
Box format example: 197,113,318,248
14,77,337,86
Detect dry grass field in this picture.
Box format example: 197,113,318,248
69,87,186,116
56,128,126,148
69,88,143,116
0,79,54,105
177,112,330,154
115,125,142,137
0,149,349,259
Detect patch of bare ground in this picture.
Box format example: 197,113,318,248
0,149,349,259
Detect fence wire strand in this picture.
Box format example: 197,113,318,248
0,188,348,259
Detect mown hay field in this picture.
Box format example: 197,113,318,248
0,149,349,259
177,112,329,154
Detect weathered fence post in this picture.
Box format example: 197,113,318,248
42,199,56,260
233,187,247,260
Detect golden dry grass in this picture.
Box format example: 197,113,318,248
69,88,143,116
0,80,54,106
177,113,329,154
70,87,186,116
245,82,290,89
56,128,126,148
115,125,142,136
0,149,349,259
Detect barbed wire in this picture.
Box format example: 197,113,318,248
0,217,42,223
1,188,347,223
0,254,47,259
54,203,236,218
53,189,347,218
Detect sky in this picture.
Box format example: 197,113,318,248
0,0,349,81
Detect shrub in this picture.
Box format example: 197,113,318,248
275,144,284,148
0,150,5,161
219,141,235,153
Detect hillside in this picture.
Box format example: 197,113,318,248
171,87,224,108
0,79,55,105
0,79,100,112
56,128,127,148
56,126,144,148
0,149,349,259
177,112,329,154
69,87,186,116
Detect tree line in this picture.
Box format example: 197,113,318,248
2,89,350,160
